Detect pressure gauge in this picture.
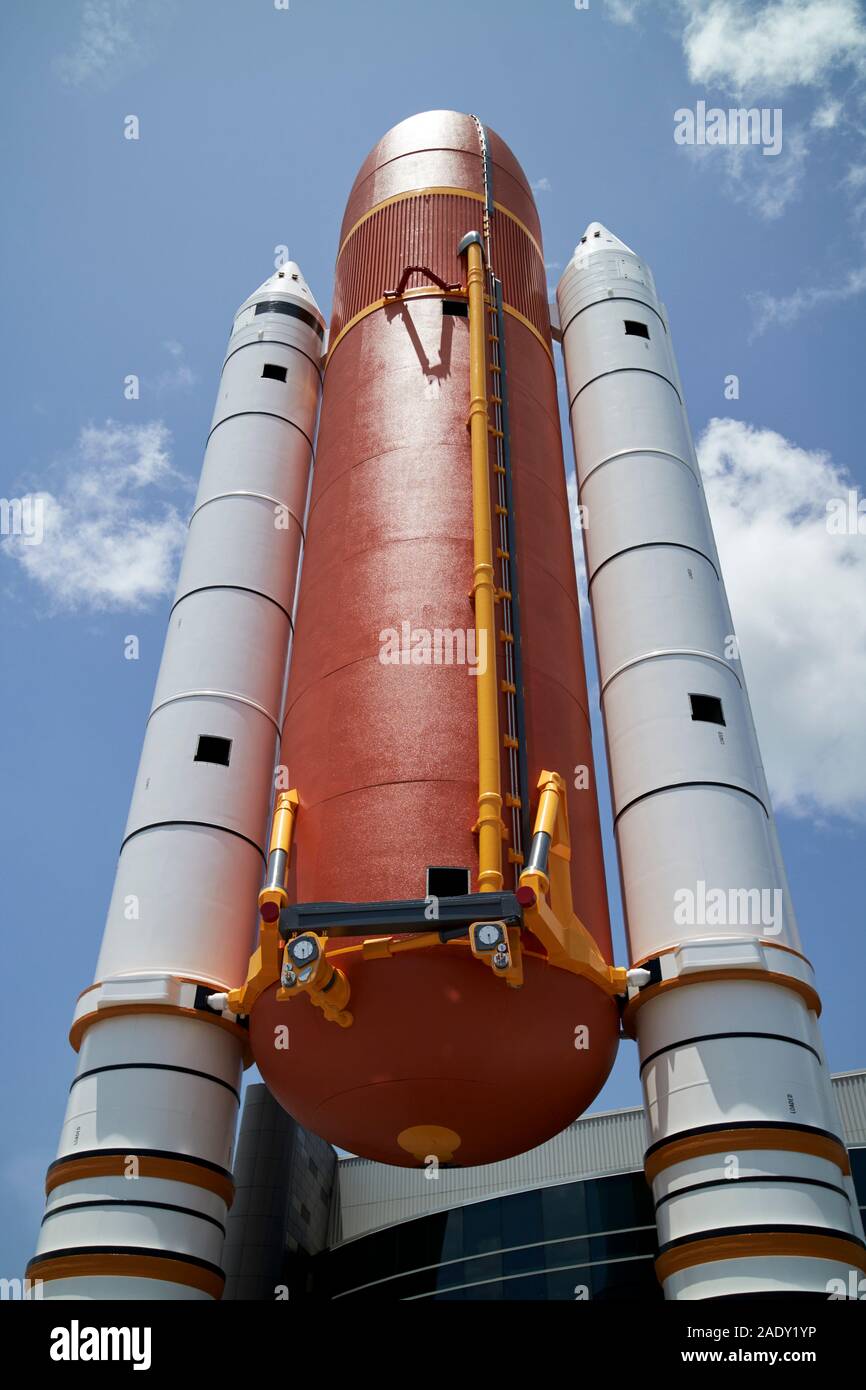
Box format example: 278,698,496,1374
289,936,318,965
475,922,504,950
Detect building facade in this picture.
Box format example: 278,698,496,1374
224,1069,866,1301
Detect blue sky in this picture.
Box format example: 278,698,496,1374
2,0,865,1275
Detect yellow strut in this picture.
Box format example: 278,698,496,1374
227,789,299,1017
259,789,299,917
362,933,443,960
461,232,504,893
519,772,627,997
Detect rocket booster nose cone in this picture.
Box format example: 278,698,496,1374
234,259,326,333
260,261,320,306
556,219,656,319
573,222,636,258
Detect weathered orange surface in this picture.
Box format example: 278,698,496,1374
251,112,617,1166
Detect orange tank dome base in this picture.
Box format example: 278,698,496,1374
250,946,619,1168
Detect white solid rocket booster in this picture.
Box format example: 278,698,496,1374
557,224,865,1299
29,263,324,1299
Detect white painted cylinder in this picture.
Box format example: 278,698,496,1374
557,224,865,1299
30,264,324,1300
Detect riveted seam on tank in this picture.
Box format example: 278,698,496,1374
119,820,268,861
221,335,323,381
303,442,472,528
569,366,683,412
559,295,668,341
170,583,294,625
638,1031,823,1075
188,492,307,536
652,1174,851,1213
207,410,315,455
269,775,479,813
576,446,701,493
613,780,770,827
40,1198,229,1235
147,690,282,740
280,593,482,725
587,542,721,590
69,1061,241,1103
600,650,745,699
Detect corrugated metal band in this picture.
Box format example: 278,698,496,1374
338,186,543,261
331,188,550,352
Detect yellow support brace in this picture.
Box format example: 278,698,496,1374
519,772,627,997
228,789,300,1016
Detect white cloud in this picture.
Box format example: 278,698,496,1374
698,417,866,820
746,154,866,329
812,97,843,129
749,263,866,332
682,123,809,220
604,0,645,24
54,0,165,87
155,340,197,393
683,0,866,97
726,123,808,218
2,421,189,611
670,3,865,221
531,177,552,193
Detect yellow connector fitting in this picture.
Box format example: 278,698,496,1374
278,933,353,1027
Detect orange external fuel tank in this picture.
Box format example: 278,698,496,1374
249,112,619,1167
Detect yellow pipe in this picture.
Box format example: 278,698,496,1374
362,932,443,960
461,233,503,892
